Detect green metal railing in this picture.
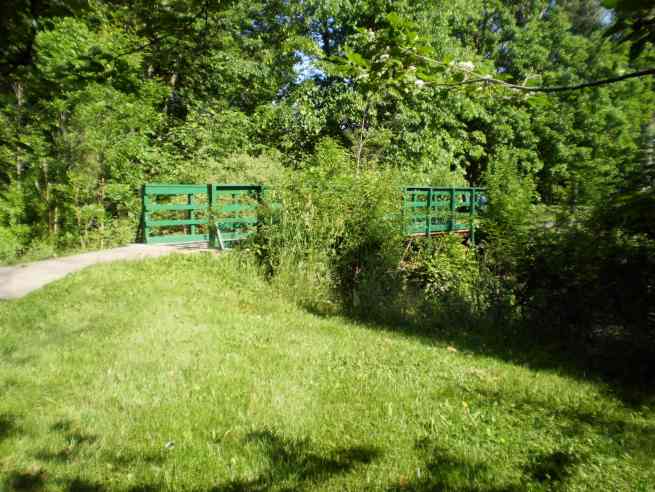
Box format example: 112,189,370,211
141,183,485,247
141,184,210,244
403,186,485,243
141,183,264,248
207,184,263,249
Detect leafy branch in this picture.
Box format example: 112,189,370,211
409,50,655,93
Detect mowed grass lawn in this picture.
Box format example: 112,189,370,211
0,254,653,491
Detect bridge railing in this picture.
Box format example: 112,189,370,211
403,186,485,242
208,184,263,249
142,183,272,248
141,184,210,244
142,183,485,247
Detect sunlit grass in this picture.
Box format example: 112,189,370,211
0,254,653,491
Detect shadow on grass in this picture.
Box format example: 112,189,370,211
5,429,379,492
0,412,20,443
3,470,105,492
3,417,171,492
386,439,579,492
474,385,655,462
1,344,34,366
124,486,162,492
441,324,654,407
103,449,168,469
206,429,381,491
3,469,47,492
34,420,98,464
318,279,655,407
524,450,579,485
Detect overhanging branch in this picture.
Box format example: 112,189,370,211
431,68,655,92
409,50,655,92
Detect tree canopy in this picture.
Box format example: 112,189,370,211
0,0,653,256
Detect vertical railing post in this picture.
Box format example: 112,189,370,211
425,188,432,237
142,184,150,244
259,184,267,226
208,184,215,248
411,191,415,235
470,187,476,245
401,188,406,236
188,194,196,236
449,186,455,232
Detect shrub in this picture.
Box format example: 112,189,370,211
20,238,58,263
207,151,286,185
481,149,539,275
514,223,655,381
0,226,24,263
252,155,406,315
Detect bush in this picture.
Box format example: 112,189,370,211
20,238,58,263
514,223,655,381
251,145,406,315
205,151,286,185
248,143,504,332
0,226,24,263
410,235,479,300
481,149,539,276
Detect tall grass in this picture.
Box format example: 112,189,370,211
254,169,406,316
248,143,495,334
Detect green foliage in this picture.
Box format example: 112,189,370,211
603,0,655,59
515,224,655,381
483,149,538,240
18,237,58,263
255,167,405,314
311,136,351,175
208,151,286,185
0,0,653,379
0,0,88,80
249,142,492,330
410,235,480,301
0,226,23,262
394,234,497,330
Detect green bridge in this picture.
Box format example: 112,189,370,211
141,183,485,249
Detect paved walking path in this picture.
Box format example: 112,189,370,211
0,242,213,300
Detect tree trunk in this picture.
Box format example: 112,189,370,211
98,176,106,249
355,101,370,174
13,81,24,183
42,158,53,236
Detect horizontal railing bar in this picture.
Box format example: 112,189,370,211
146,233,209,244
218,231,254,241
217,203,257,213
404,186,486,191
404,202,452,207
146,219,208,227
216,217,258,225
147,204,208,212
145,184,207,190
145,190,209,196
211,184,262,191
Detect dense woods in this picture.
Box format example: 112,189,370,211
1,1,653,380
